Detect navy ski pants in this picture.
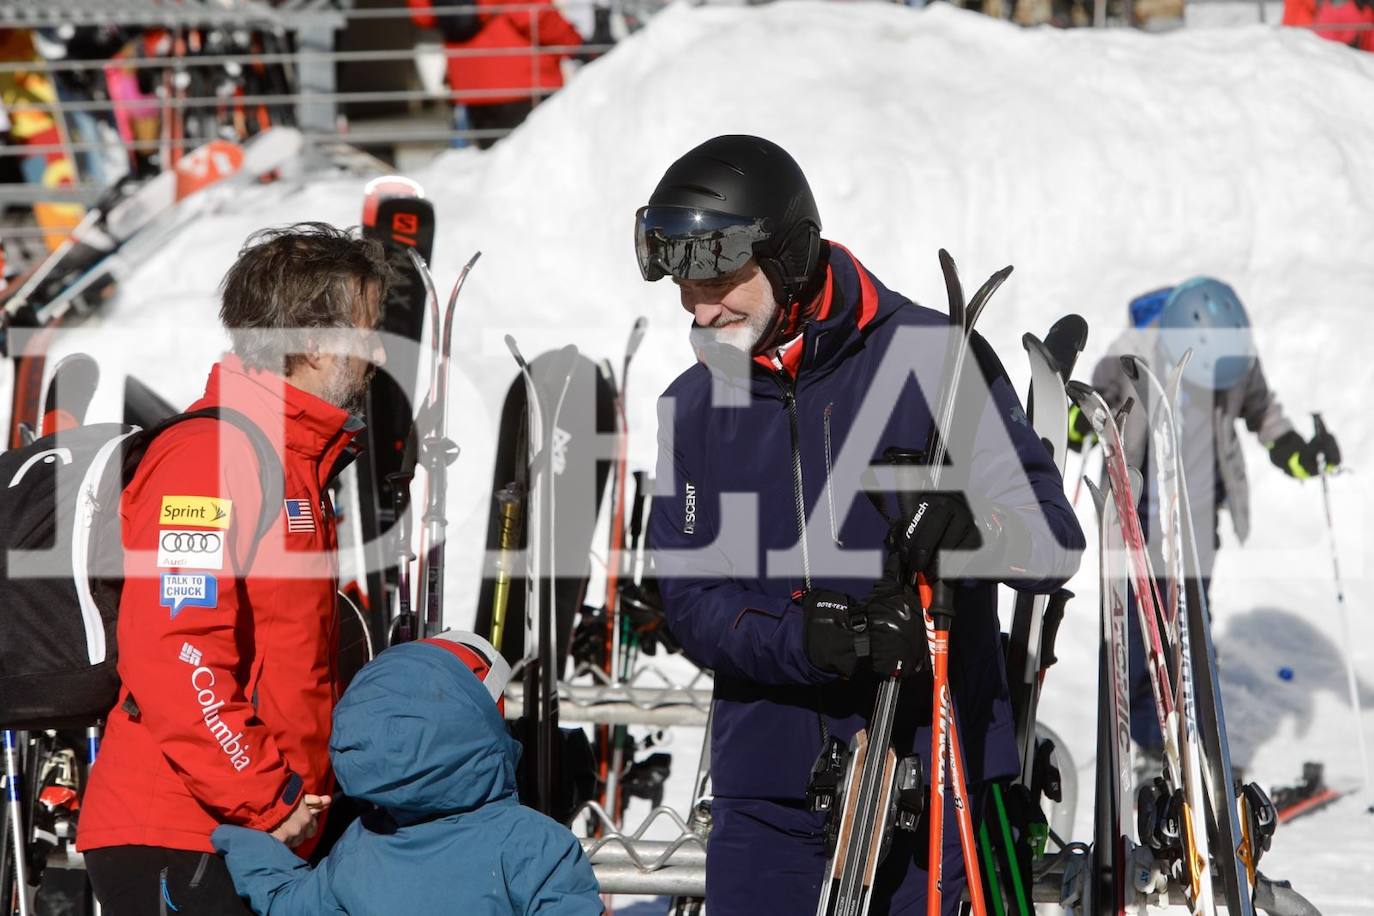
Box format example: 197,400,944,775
705,789,984,915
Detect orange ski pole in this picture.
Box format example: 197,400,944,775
923,575,987,916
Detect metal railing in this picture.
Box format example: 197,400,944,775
2,0,1368,262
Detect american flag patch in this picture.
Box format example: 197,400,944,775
283,499,315,533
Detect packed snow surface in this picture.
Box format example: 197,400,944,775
17,1,1374,907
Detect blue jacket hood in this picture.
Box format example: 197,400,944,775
328,642,520,825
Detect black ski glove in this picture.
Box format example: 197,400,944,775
887,491,985,584
1310,424,1341,472
802,578,925,679
1269,430,1339,480
1067,403,1096,453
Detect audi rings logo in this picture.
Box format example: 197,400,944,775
162,532,222,553
157,528,226,570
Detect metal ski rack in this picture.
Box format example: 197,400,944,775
503,663,713,727
577,803,707,897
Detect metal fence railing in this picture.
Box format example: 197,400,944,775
2,0,1369,267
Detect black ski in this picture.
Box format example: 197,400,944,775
355,176,436,646
506,339,582,818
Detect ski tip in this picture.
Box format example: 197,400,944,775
1173,347,1193,379
405,246,429,272
1126,464,1144,497
1045,314,1089,374
626,316,648,358
1022,332,1042,353
1120,354,1142,380
1114,397,1135,429
1047,313,1089,344
1083,477,1105,514
504,334,526,366
464,250,482,270
1065,379,1094,401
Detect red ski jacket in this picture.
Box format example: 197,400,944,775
408,0,583,107
79,356,361,856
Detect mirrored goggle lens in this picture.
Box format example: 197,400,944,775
635,206,770,282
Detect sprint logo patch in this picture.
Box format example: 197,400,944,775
161,573,219,618
161,496,232,530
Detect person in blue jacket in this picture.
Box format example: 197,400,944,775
635,135,1086,915
212,632,602,915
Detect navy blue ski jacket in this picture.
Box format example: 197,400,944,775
649,244,1085,802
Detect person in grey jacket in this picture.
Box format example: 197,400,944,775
1068,277,1341,755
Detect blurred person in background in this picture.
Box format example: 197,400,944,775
1283,0,1374,51
1070,277,1343,770
407,0,584,150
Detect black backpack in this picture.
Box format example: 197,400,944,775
0,408,282,730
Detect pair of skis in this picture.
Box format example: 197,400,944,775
1075,355,1273,915
383,246,482,647
813,251,1010,916
596,318,648,828
978,315,1089,916
502,316,647,820
348,176,436,647
504,339,578,817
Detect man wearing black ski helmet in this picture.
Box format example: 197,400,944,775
635,134,828,357
638,135,1085,914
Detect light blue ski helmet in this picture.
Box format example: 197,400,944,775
1158,277,1255,391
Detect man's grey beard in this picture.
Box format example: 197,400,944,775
320,362,371,417
688,307,774,357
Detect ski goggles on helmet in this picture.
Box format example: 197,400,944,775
635,206,771,282
423,630,512,715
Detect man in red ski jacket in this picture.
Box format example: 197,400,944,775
408,0,583,148
78,223,390,916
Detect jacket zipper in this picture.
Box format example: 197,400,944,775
823,403,843,547
772,361,828,746
772,368,812,591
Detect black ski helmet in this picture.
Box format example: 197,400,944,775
636,135,824,307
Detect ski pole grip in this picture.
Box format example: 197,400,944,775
1039,588,1072,671
921,576,955,631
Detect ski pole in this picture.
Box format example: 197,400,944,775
489,483,524,654
1313,413,1369,794
3,730,32,916
923,575,988,916
1071,439,1095,507
86,726,103,916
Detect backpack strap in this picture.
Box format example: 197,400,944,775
140,408,285,573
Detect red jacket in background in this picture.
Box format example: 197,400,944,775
1312,0,1374,51
1284,0,1374,50
409,0,583,106
79,356,361,856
